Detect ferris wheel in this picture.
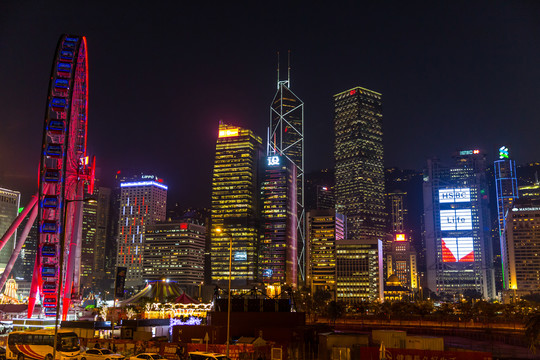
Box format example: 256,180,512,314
0,34,93,320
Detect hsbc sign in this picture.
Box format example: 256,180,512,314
439,188,471,203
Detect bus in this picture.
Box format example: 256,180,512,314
6,329,80,360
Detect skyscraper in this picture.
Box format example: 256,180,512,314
211,122,263,286
505,198,540,297
424,150,495,299
268,56,305,281
0,187,21,273
386,233,418,291
143,221,205,290
306,209,345,297
260,154,297,289
116,174,167,289
494,146,519,291
334,87,385,241
80,186,111,294
336,239,383,302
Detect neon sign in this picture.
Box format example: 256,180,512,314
442,237,474,262
218,128,239,138
459,149,480,155
499,146,509,159
120,181,168,190
440,209,473,231
395,233,406,241
267,156,280,166
439,188,471,203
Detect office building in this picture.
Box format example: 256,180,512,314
336,239,383,302
334,87,385,241
386,233,418,291
423,150,495,299
143,221,205,290
260,155,297,289
210,122,263,286
268,60,305,281
505,198,540,294
306,210,345,296
0,187,21,273
493,146,519,290
116,174,167,289
80,186,111,294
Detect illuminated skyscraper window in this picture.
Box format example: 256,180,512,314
116,175,167,289
424,151,495,299
333,87,385,241
211,122,263,286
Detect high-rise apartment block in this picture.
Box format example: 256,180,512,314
494,146,519,290
306,210,345,296
116,175,167,289
143,221,205,290
334,87,385,241
0,187,21,273
260,155,297,288
336,239,383,302
424,150,495,299
505,198,540,295
211,122,263,286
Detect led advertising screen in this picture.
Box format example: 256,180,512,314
439,188,471,203
440,209,473,231
442,237,474,262
234,250,247,261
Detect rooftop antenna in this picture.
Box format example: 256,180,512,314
277,51,280,89
288,50,291,87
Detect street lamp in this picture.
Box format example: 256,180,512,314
215,228,232,358
53,196,96,360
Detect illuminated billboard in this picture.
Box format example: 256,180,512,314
440,209,472,231
267,155,281,166
218,128,239,138
442,237,474,262
439,188,471,203
395,233,406,241
234,250,247,261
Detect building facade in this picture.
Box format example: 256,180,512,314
424,150,495,299
0,187,21,274
306,210,345,297
494,146,519,290
143,221,205,290
268,67,305,282
210,122,263,286
116,175,167,289
334,87,385,241
386,233,418,290
336,239,383,302
504,199,540,294
260,155,297,288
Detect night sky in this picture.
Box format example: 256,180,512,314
1,1,539,208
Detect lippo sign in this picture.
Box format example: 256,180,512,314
360,347,492,360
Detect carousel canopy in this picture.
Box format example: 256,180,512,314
120,280,184,306
175,293,199,304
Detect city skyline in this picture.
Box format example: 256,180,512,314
1,2,540,208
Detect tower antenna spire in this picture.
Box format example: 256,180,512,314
288,50,291,87
277,51,280,89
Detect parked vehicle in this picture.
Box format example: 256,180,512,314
6,329,80,360
188,352,230,360
81,349,124,360
129,354,163,360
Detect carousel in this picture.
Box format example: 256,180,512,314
120,280,212,322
